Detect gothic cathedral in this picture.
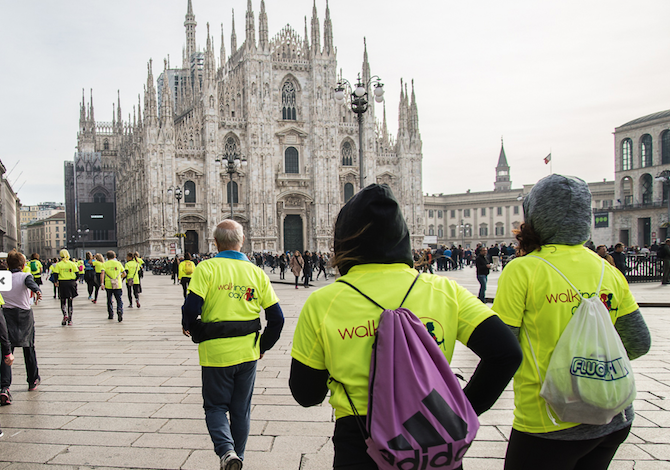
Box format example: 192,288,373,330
75,0,424,257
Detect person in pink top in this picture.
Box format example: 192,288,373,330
0,250,42,407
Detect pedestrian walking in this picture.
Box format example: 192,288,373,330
91,253,104,304
51,250,78,326
28,253,43,288
0,250,42,407
178,252,196,298
181,220,284,470
315,253,328,280
0,301,14,431
492,174,651,470
279,253,287,280
475,246,491,303
302,251,313,288
101,251,125,322
659,238,670,285
289,251,304,290
83,252,97,300
124,253,141,308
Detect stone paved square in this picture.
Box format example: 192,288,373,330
0,270,669,469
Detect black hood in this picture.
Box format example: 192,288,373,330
334,184,413,275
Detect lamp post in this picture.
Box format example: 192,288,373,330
655,170,670,237
334,74,385,189
459,219,470,248
167,185,189,255
216,137,247,220
77,226,89,259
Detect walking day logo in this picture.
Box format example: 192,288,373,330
337,317,447,352
545,288,618,314
218,282,256,302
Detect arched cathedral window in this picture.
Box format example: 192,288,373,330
342,141,353,166
344,183,354,202
285,147,299,174
94,192,106,203
282,81,296,120
227,181,238,204
184,180,196,203
103,139,109,151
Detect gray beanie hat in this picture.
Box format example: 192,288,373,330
523,174,592,246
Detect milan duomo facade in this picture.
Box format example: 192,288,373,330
74,0,424,257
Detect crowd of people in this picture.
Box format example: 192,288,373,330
0,175,663,470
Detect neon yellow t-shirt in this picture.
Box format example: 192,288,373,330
29,260,43,276
124,260,140,284
102,259,125,289
188,255,279,368
92,259,104,274
492,245,639,434
291,263,495,420
51,259,78,280
178,260,196,279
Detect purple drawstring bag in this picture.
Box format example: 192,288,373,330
337,275,479,470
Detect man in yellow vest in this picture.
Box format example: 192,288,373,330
181,220,284,470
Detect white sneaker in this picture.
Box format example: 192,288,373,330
221,450,243,470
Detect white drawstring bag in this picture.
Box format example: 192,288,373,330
525,257,636,425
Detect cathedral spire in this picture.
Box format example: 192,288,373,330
231,9,237,54
303,16,310,54
382,100,388,143
220,23,226,66
259,0,269,51
144,59,158,127
184,0,197,61
245,0,256,50
112,103,116,128
311,0,320,56
137,94,142,128
89,89,95,123
362,37,370,85
409,79,419,138
494,137,511,191
160,59,173,127
117,90,122,129
204,23,216,81
80,89,86,126
323,0,333,56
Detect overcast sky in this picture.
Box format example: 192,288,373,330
2,0,669,205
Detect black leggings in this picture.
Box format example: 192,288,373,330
504,426,631,470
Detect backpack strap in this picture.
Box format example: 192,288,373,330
336,273,421,311
527,256,605,300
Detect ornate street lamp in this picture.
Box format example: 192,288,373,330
216,137,247,220
334,74,385,189
167,185,189,255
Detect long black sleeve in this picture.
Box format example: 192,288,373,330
260,303,285,353
289,358,330,407
464,315,523,415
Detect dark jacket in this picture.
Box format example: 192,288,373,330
611,251,627,274
475,254,490,276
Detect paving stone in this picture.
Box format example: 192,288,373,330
250,404,332,422
637,443,670,460
1,428,141,447
131,432,211,450
460,457,505,470
62,416,168,433
272,435,329,453
149,403,202,419
69,402,164,418
49,445,190,469
263,421,334,437
157,418,209,434
0,443,67,463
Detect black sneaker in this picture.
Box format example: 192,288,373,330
28,378,40,391
108,314,114,320
61,316,67,326
0,388,12,406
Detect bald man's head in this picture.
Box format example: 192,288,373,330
214,219,244,251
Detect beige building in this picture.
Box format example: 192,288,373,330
423,142,615,248
0,160,21,252
612,110,670,247
26,211,66,260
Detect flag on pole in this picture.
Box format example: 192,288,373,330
544,153,552,165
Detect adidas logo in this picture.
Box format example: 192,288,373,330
380,389,471,469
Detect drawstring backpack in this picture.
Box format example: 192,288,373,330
526,256,636,425
334,274,479,470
